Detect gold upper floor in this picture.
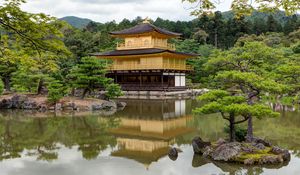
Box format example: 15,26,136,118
117,36,175,51
106,56,193,71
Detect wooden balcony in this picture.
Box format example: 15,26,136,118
117,40,175,51
108,63,193,71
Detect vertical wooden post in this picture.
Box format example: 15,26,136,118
167,73,170,87
161,73,163,88
140,71,142,87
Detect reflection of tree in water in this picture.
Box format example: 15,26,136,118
0,115,120,161
192,154,289,175
254,109,300,158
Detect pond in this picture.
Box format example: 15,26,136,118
0,99,299,175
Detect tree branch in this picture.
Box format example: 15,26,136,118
233,116,249,124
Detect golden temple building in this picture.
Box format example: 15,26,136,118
92,19,197,91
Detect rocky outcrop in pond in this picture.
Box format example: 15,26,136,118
168,147,182,161
192,136,290,165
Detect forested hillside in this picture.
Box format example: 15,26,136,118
62,11,299,57
60,16,92,29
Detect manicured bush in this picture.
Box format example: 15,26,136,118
47,80,67,103
105,83,123,100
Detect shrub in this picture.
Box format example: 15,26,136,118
47,80,67,103
105,83,123,100
224,125,247,142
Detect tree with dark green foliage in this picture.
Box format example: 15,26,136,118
267,15,282,32
47,80,67,103
68,56,122,99
210,11,225,48
252,17,268,35
68,57,108,99
187,44,215,85
194,90,279,142
0,35,19,91
275,42,300,103
105,83,123,100
201,42,287,141
283,15,300,35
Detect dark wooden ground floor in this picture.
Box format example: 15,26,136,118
107,71,187,91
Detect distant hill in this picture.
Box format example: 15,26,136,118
60,11,298,29
60,16,92,29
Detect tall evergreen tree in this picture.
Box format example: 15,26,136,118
267,15,282,32
252,17,268,35
283,15,300,35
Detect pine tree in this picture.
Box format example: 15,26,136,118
252,17,268,35
67,56,123,99
197,42,287,141
283,15,300,35
267,15,282,32
194,90,279,142
68,57,108,99
47,80,67,103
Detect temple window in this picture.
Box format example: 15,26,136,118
127,41,132,47
144,39,150,46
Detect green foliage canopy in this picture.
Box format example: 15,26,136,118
0,0,69,54
68,56,122,99
47,80,68,103
195,42,287,140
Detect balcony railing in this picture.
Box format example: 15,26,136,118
117,40,176,51
108,63,193,71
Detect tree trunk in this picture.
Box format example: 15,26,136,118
4,76,10,91
246,115,253,141
229,114,236,142
246,95,255,142
71,88,75,97
37,79,44,95
81,88,89,99
214,29,218,48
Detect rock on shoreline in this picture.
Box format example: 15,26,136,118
0,94,126,112
192,137,291,165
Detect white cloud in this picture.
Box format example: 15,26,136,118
0,0,233,23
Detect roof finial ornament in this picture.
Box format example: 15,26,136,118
142,17,151,24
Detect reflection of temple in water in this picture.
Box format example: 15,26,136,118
110,100,195,167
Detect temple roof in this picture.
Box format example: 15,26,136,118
109,23,181,37
111,147,170,166
91,48,198,57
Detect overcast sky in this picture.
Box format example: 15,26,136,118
2,0,232,23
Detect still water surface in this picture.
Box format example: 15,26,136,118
0,99,299,175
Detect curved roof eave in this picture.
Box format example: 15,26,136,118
109,23,182,37
90,48,199,57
